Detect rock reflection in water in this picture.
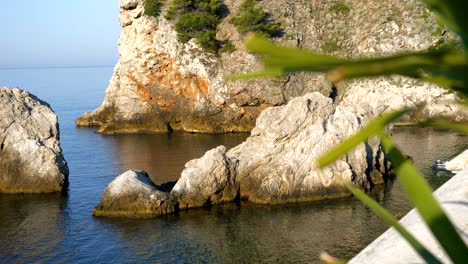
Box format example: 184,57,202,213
0,193,70,262
95,198,393,263
107,132,249,184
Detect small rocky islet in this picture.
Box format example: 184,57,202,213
0,87,68,193
1,0,467,219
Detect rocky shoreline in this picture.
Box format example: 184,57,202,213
93,92,394,217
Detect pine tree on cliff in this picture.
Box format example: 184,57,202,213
144,0,163,17
231,0,281,37
165,0,222,53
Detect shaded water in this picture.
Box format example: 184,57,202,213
0,67,466,263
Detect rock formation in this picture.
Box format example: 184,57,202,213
92,0,467,217
226,93,388,204
171,146,239,210
95,93,393,217
339,77,467,124
77,0,467,134
94,170,175,217
0,87,69,193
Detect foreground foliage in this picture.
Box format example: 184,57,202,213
232,0,468,263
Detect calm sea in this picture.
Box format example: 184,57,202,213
0,67,466,263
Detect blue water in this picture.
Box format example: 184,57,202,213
0,67,466,263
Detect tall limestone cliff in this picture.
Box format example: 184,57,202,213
77,0,466,134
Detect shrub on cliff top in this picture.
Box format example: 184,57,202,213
144,0,163,17
230,0,281,37
166,0,222,53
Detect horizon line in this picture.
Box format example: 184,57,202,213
0,65,115,70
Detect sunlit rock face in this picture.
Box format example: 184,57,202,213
76,0,466,134
224,93,386,204
0,87,69,193
171,146,239,210
93,170,176,218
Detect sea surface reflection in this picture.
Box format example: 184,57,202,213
0,67,466,263
109,132,248,184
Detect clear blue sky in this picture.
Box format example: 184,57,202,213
1,0,121,68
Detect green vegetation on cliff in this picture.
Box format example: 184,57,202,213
230,0,281,37
220,40,236,53
329,1,351,14
166,0,222,53
144,0,163,17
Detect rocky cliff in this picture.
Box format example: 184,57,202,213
76,0,467,134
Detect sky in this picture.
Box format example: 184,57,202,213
1,0,121,68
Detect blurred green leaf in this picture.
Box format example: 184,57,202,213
343,181,442,264
227,69,284,80
246,34,348,69
379,132,468,263
318,110,408,168
236,35,468,100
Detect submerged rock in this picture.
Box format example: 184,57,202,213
93,170,175,218
0,87,69,193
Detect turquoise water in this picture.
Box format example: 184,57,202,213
0,67,466,263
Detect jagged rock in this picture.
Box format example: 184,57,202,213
171,146,239,209
0,87,69,193
339,77,468,123
226,92,388,203
93,170,176,218
77,0,466,134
